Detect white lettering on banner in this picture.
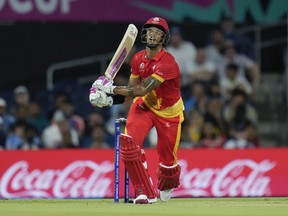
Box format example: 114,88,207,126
0,0,5,9
9,0,33,14
175,159,276,197
0,0,77,14
36,0,57,14
0,160,114,198
0,159,277,198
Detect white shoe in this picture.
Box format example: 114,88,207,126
133,194,157,204
160,189,173,202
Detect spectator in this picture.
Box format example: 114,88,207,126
220,63,253,101
26,102,49,133
245,121,260,147
0,116,6,149
5,121,26,150
47,92,70,121
190,48,217,83
203,97,225,132
217,40,260,90
205,29,225,65
207,79,221,98
23,125,42,150
179,120,193,148
222,88,258,136
5,121,41,150
224,120,256,149
88,111,105,124
199,119,227,148
9,85,30,116
87,126,110,149
0,97,15,134
57,101,85,138
42,111,79,149
14,105,29,123
82,112,113,147
184,81,207,114
183,110,204,148
220,16,255,59
166,26,197,95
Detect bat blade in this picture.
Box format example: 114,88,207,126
104,24,138,80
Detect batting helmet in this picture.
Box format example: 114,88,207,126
141,17,170,46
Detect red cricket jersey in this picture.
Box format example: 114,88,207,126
130,49,184,118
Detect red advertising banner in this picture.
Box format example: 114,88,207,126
0,148,288,199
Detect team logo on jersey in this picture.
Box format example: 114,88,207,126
139,62,145,71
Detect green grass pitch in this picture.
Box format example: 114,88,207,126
0,198,287,216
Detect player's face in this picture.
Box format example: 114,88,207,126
146,27,164,46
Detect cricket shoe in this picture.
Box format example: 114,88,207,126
160,189,173,202
133,194,157,204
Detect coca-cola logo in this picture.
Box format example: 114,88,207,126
0,160,114,198
0,158,278,199
175,159,276,197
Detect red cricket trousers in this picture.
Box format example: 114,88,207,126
125,100,184,166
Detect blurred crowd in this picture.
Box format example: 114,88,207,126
0,17,261,150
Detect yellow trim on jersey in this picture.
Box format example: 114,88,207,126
130,74,140,78
151,73,164,82
143,97,184,118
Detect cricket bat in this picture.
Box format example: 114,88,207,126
104,24,138,80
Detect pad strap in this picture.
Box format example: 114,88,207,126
120,134,156,199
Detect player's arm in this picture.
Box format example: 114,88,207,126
110,76,141,104
114,76,162,97
92,75,162,105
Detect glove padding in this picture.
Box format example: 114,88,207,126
93,75,116,94
89,87,113,108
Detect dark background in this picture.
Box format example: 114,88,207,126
0,21,285,92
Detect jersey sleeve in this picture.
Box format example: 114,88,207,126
130,53,139,77
152,62,178,82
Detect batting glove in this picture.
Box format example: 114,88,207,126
89,87,113,107
92,75,116,94
92,75,113,88
96,84,116,95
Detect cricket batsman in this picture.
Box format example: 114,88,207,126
89,17,184,204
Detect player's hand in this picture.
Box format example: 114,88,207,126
96,84,116,95
89,87,113,107
92,76,113,88
92,76,115,94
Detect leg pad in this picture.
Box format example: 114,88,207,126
120,134,156,199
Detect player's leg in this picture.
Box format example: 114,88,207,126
154,113,183,201
125,102,153,148
120,102,156,204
